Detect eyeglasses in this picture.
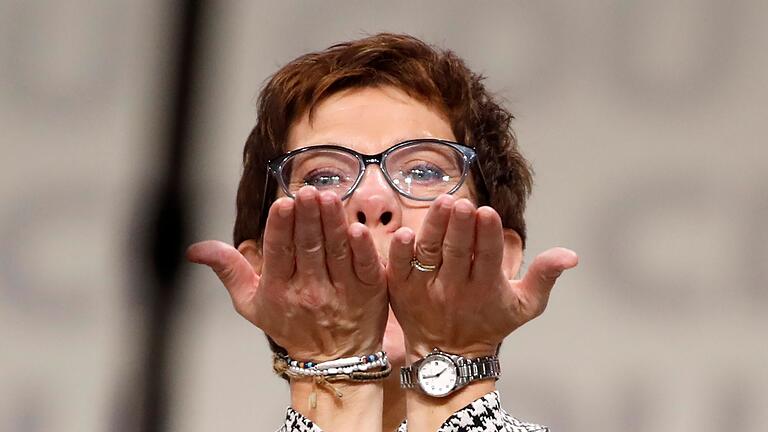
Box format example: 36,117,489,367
266,139,478,202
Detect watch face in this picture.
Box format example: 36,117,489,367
417,353,458,397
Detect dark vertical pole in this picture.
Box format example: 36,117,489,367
127,1,204,431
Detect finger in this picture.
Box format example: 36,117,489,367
388,227,415,284
319,191,354,283
186,240,258,308
262,197,296,281
440,199,476,281
470,206,505,284
348,222,385,286
293,186,327,279
515,247,579,316
413,194,455,272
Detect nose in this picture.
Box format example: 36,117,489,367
344,165,401,231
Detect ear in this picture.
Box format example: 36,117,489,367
237,239,264,276
501,229,524,279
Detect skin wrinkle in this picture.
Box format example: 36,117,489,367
234,35,533,252
280,86,481,373
242,82,565,429
184,35,580,432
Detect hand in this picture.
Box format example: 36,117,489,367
186,186,389,361
386,195,578,360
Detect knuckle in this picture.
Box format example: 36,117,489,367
415,241,441,260
325,239,349,261
264,241,294,257
355,259,380,281
473,248,498,265
355,258,376,274
215,266,234,283
298,289,328,310
442,241,469,259
296,237,323,255
537,269,561,285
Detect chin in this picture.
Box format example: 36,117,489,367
383,307,406,367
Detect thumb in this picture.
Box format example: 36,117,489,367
517,247,578,315
186,240,258,300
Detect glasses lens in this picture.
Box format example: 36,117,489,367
385,142,466,199
280,148,361,197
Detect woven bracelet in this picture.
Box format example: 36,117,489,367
334,362,392,382
273,351,390,381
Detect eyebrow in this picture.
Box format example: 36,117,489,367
315,135,447,148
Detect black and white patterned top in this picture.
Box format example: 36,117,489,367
277,391,548,432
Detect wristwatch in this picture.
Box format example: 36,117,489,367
400,348,501,397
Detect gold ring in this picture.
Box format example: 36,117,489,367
410,257,438,272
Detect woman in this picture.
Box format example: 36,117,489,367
187,33,577,431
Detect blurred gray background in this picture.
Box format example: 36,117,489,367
1,0,766,431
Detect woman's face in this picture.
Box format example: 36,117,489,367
285,85,476,260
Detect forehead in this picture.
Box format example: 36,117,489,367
285,86,456,153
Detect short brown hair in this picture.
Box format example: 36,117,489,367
234,33,533,249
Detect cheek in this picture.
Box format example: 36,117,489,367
457,179,478,204
459,173,479,204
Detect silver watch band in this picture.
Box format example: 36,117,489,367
455,354,501,386
400,349,501,392
400,365,418,389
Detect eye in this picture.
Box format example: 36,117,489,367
302,169,345,188
402,162,449,184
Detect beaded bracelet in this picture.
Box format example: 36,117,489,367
273,351,390,381
280,362,393,383
282,351,386,370
286,357,387,377
273,352,391,408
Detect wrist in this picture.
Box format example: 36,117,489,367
290,379,384,430
279,348,390,430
